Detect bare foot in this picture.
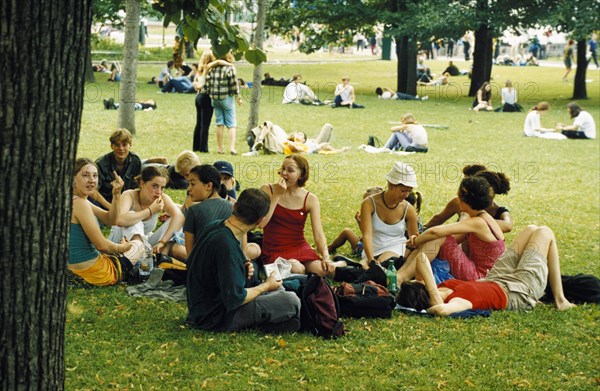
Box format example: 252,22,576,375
556,299,576,311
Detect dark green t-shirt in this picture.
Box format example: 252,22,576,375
186,220,247,330
183,198,233,240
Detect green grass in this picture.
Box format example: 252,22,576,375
70,58,600,389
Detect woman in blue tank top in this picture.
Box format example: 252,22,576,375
69,158,144,286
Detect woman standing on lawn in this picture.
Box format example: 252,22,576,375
108,165,186,261
397,176,505,282
359,161,419,268
69,158,143,286
259,154,346,276
192,50,215,153
397,225,575,315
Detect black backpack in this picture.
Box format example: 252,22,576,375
540,274,600,304
298,274,345,339
335,280,396,318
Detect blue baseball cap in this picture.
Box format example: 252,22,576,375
213,161,234,177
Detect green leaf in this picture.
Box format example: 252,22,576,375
244,48,267,65
163,14,171,28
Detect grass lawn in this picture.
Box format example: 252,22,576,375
68,57,600,390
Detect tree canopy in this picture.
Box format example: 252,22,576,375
152,0,266,64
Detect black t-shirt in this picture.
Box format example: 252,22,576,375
186,220,247,330
95,152,142,203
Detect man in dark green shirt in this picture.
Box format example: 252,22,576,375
93,129,142,208
186,189,301,332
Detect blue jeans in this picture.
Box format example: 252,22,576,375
212,96,236,128
384,132,412,150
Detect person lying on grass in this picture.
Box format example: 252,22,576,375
397,176,505,282
396,225,576,315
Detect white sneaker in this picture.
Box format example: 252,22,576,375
421,96,429,101
242,150,258,157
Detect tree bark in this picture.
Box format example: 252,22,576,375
118,0,141,134
247,0,267,134
468,24,493,97
396,36,417,96
85,47,96,82
0,0,92,389
572,39,588,99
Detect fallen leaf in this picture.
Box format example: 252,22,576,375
276,338,287,348
207,352,216,361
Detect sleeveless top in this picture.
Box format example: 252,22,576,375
69,223,100,264
261,186,320,264
367,196,409,257
132,190,159,234
466,219,505,274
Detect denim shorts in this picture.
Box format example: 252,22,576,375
212,96,236,128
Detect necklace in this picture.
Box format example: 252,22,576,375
226,219,246,236
381,191,401,209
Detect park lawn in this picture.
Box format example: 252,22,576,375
68,59,600,389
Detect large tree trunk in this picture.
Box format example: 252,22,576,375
468,24,493,97
85,47,95,82
118,0,141,134
572,39,588,99
247,0,267,134
396,36,417,96
0,0,92,389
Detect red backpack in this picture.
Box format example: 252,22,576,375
299,274,345,339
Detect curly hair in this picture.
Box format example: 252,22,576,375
462,164,487,177
458,176,492,210
475,171,511,195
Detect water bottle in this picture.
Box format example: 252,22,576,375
139,239,154,280
386,262,397,294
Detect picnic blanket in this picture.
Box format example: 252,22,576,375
126,268,187,302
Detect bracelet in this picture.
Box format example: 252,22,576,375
147,207,152,218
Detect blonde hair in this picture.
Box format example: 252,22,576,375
109,128,133,145
175,150,200,173
198,49,215,74
401,113,417,125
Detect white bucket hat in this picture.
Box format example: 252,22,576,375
385,161,418,188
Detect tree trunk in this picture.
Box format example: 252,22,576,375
396,36,417,96
468,24,493,97
572,39,588,99
85,46,95,82
247,0,267,134
0,0,92,389
118,0,141,134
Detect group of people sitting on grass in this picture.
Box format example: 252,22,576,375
69,132,577,332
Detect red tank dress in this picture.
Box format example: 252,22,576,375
261,191,320,265
438,220,505,280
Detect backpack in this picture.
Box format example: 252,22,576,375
540,274,600,304
335,280,396,318
156,254,187,286
298,274,345,339
367,135,382,147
